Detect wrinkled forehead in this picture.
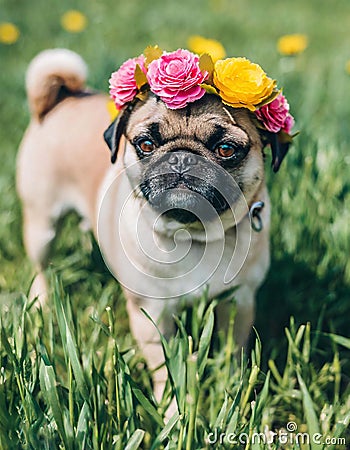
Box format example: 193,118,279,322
125,94,260,145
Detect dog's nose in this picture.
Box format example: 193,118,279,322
168,152,198,174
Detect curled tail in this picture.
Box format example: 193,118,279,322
25,48,88,121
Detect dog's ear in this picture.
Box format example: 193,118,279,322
103,104,135,164
260,130,292,173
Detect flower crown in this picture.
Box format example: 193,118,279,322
109,46,294,139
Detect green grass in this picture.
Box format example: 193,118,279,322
1,0,350,448
1,285,350,448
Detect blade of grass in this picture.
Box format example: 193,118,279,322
39,359,71,449
255,371,270,420
185,353,199,450
129,378,164,427
150,412,182,450
326,333,350,350
76,401,90,447
297,372,321,450
53,281,90,405
197,303,214,379
124,429,145,450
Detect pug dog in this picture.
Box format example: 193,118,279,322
17,49,292,401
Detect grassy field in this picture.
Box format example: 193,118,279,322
1,0,350,448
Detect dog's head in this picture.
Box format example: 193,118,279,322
104,92,291,225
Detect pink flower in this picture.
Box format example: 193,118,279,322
282,114,294,134
146,49,208,109
109,55,146,109
255,93,294,134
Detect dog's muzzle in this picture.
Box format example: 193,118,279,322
139,151,238,223
168,151,198,174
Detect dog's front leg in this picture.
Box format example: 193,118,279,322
21,205,57,303
125,293,176,403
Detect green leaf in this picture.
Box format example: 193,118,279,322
332,409,350,441
39,360,70,449
255,86,279,108
224,407,239,439
0,387,12,431
297,372,321,450
166,334,187,411
214,391,229,429
76,401,90,445
285,327,302,359
53,285,90,404
0,323,18,368
150,412,181,450
201,83,218,94
125,429,145,450
199,53,214,82
277,129,294,144
130,380,164,427
141,308,172,360
326,333,350,350
268,359,283,385
255,371,270,418
197,303,214,378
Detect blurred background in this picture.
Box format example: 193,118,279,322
1,0,350,361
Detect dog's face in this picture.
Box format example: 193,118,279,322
105,93,287,226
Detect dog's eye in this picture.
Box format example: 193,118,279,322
137,138,156,154
216,143,236,159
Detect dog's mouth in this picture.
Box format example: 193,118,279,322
140,173,232,223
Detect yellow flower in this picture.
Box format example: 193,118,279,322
61,10,87,33
188,35,226,62
106,99,119,121
213,57,276,111
277,34,308,56
0,22,20,45
345,60,350,75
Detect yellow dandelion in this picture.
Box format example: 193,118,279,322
188,35,226,62
106,99,119,122
346,60,350,75
0,22,20,45
61,10,87,33
277,34,308,56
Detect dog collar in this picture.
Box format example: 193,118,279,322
249,201,264,232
